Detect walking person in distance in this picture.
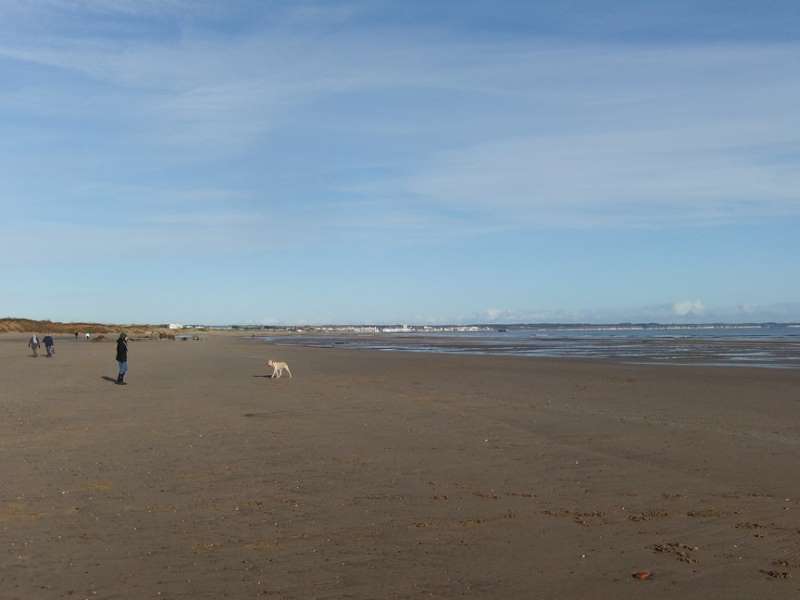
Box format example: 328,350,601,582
43,334,55,357
116,332,129,385
27,334,40,357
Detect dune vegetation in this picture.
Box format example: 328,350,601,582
0,318,160,334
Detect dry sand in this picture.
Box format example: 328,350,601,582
2,333,800,599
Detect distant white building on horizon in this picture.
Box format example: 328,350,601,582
168,323,184,330
380,324,412,333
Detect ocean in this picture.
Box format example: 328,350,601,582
257,324,800,369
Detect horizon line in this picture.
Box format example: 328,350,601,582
4,318,799,329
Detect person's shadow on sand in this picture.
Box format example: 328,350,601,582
101,376,118,384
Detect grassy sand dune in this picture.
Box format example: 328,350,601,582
0,317,164,335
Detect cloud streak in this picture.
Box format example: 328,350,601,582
1,3,798,323
5,33,798,229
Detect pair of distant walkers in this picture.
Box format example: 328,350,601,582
27,334,55,357
116,332,128,385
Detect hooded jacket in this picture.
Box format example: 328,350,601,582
116,337,128,362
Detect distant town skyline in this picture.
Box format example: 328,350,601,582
2,1,798,324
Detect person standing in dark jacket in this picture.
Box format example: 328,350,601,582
116,333,128,385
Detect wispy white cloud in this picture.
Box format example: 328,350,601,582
402,120,800,226
1,4,799,265
4,21,798,201
672,299,705,317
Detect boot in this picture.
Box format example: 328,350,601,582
116,373,126,385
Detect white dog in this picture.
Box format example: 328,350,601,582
266,360,292,379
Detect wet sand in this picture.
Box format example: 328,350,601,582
2,333,800,599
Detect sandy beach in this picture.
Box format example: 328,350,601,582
2,333,800,599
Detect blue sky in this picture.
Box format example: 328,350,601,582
1,0,798,324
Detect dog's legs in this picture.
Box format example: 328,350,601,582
285,366,293,378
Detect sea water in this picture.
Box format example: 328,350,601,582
257,324,800,369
